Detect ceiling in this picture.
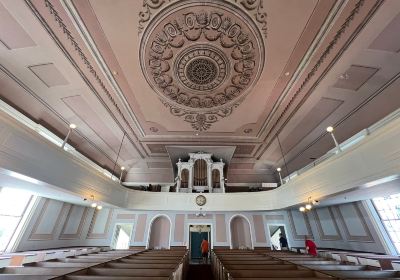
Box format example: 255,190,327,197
1,0,400,185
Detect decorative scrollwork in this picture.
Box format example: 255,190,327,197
234,0,267,38
163,101,239,131
138,0,268,39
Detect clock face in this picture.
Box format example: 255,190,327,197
196,195,206,206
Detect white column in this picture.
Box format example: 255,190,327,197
188,163,194,192
176,159,182,193
207,163,213,193
220,167,225,193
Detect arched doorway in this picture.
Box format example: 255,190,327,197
148,215,171,249
194,159,207,186
212,169,220,188
230,215,253,249
181,169,189,188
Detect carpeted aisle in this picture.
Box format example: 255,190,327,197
186,264,214,280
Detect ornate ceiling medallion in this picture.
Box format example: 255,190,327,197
140,0,265,130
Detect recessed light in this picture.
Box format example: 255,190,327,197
69,123,77,129
112,70,118,76
284,72,290,76
195,133,199,136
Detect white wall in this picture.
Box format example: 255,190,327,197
15,197,387,254
285,201,387,253
16,197,115,251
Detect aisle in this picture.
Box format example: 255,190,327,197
186,264,214,280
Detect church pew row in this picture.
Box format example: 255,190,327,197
51,249,189,280
212,249,400,280
0,249,143,280
0,247,105,268
264,251,400,279
303,248,400,270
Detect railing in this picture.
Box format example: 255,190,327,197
211,251,233,280
0,99,118,183
282,108,400,184
169,250,189,280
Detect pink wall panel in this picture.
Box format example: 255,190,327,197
133,214,147,242
215,214,227,242
174,214,185,242
253,215,267,243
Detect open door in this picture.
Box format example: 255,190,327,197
268,225,288,250
111,223,133,249
189,225,211,262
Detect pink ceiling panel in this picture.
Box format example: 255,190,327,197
147,162,172,169
62,95,133,160
369,12,400,52
274,97,343,158
333,65,379,91
0,2,35,49
28,63,69,87
229,163,255,170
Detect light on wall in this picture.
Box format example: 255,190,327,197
326,126,342,152
299,197,317,212
89,195,102,210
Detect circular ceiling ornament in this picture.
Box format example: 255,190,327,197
175,45,229,92
140,0,265,116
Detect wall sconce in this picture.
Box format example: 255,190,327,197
326,126,342,153
61,123,77,149
195,207,206,217
90,195,102,210
299,197,317,212
276,167,283,185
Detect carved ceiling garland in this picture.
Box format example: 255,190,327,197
140,0,265,130
138,0,268,38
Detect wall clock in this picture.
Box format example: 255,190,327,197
196,195,206,206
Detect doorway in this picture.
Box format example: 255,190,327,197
111,223,133,249
268,224,288,250
189,224,211,263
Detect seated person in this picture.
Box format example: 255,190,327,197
279,233,289,250
305,235,317,256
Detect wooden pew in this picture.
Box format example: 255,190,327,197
50,249,188,280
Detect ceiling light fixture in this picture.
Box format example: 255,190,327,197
61,123,77,149
284,72,290,76
119,166,126,183
276,167,283,185
326,126,342,152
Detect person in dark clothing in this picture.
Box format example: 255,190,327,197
279,233,288,250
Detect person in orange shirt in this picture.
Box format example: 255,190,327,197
200,238,209,264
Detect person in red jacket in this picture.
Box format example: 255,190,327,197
305,236,317,256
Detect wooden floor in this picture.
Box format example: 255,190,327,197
186,264,214,280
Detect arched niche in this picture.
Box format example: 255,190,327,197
212,169,220,188
148,215,171,249
181,168,189,188
194,159,207,186
230,215,253,249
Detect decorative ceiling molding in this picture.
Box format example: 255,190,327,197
26,0,146,158
257,0,383,159
138,0,267,38
140,0,265,130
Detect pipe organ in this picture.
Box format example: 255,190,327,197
176,152,225,193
